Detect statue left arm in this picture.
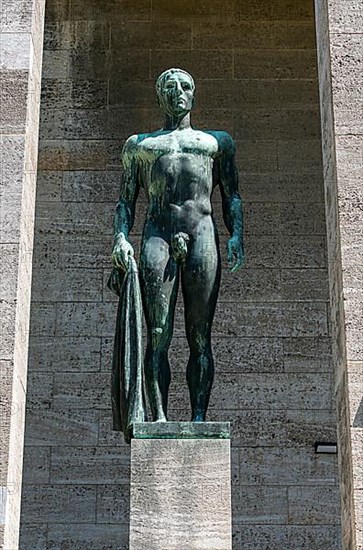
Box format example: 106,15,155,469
216,133,245,272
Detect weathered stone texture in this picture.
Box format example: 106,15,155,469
0,71,28,133
236,524,342,550
0,0,46,547
314,0,363,546
18,525,47,550
25,408,99,447
235,485,288,525
20,485,96,523
288,485,341,524
130,438,232,550
17,0,342,548
46,524,129,550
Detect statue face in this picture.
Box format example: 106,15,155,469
157,72,195,116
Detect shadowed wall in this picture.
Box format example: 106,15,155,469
20,1,341,548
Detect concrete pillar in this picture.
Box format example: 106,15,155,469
0,0,46,547
314,1,363,547
130,422,232,550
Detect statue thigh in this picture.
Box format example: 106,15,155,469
139,234,179,350
181,229,221,350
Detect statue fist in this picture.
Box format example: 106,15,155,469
227,236,244,273
112,233,135,271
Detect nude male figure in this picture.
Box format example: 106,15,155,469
110,68,244,423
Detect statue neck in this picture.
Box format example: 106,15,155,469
163,112,191,131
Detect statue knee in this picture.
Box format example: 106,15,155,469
187,329,211,356
150,326,169,351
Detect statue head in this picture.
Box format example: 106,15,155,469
156,68,195,116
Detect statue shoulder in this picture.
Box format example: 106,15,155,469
121,133,149,168
122,134,140,158
215,131,236,155
122,132,157,158
204,130,236,156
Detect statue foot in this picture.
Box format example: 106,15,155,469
191,414,206,422
154,414,167,422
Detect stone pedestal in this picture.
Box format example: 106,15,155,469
130,422,232,550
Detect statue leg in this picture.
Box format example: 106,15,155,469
181,223,221,421
140,233,179,421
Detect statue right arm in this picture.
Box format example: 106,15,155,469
112,135,140,271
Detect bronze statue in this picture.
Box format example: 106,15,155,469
109,68,244,438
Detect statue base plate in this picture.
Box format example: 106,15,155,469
133,420,230,440
129,422,232,550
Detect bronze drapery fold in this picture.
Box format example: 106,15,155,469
108,258,146,443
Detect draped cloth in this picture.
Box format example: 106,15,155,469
108,257,146,443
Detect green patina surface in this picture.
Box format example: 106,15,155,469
133,421,231,440
109,68,244,442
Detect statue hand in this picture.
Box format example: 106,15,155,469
227,236,244,273
111,233,134,271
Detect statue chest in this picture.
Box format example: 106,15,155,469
138,131,218,164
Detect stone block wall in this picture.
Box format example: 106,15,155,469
0,0,45,548
315,1,363,547
19,0,342,548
